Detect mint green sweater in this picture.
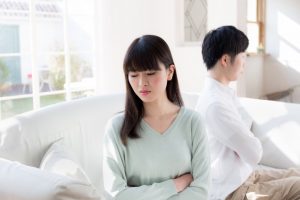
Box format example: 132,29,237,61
103,107,210,200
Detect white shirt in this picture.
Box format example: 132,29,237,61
195,77,263,200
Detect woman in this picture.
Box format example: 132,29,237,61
103,35,210,200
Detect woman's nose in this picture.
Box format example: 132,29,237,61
138,75,148,86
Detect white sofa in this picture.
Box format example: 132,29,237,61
1,92,300,199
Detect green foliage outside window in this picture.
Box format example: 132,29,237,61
49,54,92,90
0,59,10,94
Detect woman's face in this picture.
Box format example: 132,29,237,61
128,62,174,104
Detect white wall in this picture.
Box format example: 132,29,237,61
95,0,250,95
242,54,264,98
95,0,204,94
207,0,237,29
264,0,300,102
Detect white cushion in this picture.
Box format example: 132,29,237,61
40,138,91,184
0,158,101,200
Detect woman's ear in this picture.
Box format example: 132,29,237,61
167,65,175,80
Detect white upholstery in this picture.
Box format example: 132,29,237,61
0,93,125,194
240,98,300,168
1,92,300,197
40,138,92,184
0,158,100,200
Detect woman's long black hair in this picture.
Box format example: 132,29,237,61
121,35,183,145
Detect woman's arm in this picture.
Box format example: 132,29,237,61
168,113,211,199
173,173,193,192
103,118,178,200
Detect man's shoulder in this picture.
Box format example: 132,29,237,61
196,89,226,112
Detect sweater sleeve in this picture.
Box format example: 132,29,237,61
206,102,263,166
168,113,210,200
103,118,178,200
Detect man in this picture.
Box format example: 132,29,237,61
196,25,300,200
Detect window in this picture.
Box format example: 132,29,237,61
246,0,265,53
0,0,97,120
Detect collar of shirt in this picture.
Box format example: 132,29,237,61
204,76,236,97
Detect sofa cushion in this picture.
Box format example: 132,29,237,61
0,158,101,200
40,138,91,184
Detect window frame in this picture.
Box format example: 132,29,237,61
246,0,266,54
0,0,97,120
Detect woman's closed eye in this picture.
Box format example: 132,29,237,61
129,73,139,78
146,71,156,76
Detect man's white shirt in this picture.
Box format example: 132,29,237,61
195,77,263,200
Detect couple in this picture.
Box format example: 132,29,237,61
103,26,300,200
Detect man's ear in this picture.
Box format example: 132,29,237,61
167,65,175,80
220,54,231,67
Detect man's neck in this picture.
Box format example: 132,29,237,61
208,70,230,86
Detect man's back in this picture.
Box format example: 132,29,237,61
196,77,262,200
198,25,300,200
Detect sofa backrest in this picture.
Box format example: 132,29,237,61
0,92,200,191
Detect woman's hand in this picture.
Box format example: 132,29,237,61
173,173,193,193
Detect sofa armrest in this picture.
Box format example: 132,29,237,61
240,97,300,168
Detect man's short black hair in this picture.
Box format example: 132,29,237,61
202,25,249,70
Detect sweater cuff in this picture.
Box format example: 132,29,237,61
162,179,178,197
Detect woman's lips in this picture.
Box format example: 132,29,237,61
140,90,151,96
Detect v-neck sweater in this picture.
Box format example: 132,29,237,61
103,107,210,200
